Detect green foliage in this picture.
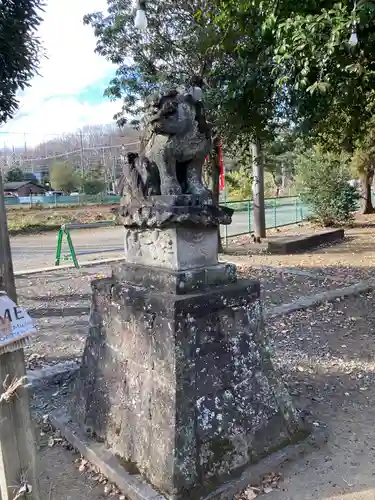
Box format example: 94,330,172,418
82,179,106,195
85,0,374,218
50,161,80,193
264,171,278,198
84,0,216,127
6,167,25,182
81,163,106,194
0,0,43,124
226,168,252,200
296,148,359,226
206,1,282,146
274,0,375,148
85,0,285,150
351,120,375,177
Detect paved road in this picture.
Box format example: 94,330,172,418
10,203,307,272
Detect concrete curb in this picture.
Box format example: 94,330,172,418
27,360,79,388
265,281,373,319
65,221,116,230
201,427,327,500
50,408,165,500
15,257,124,277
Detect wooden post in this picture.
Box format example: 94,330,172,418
211,137,223,253
0,171,40,500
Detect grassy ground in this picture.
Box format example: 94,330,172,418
6,204,115,233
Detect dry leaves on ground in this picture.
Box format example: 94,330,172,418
235,472,282,498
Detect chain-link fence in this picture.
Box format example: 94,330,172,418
222,196,309,245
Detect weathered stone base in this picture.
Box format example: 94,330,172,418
67,262,306,499
51,408,318,500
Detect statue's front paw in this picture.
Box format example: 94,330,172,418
187,183,211,197
161,181,182,196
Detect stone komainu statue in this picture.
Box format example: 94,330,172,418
118,83,212,204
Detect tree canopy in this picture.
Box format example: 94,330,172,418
274,0,375,148
86,0,375,218
84,0,215,127
272,0,375,211
84,0,281,147
81,163,106,195
0,0,43,124
50,161,80,193
5,167,25,183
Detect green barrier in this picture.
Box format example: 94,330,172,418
55,225,79,268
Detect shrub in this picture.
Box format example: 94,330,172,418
225,167,252,201
82,179,105,195
50,161,80,193
296,147,359,226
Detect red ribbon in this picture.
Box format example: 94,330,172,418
218,142,225,191
205,142,225,191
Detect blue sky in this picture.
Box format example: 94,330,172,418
0,0,119,147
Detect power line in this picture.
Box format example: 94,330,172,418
0,141,141,163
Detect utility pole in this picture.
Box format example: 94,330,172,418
0,171,40,500
79,130,85,177
252,139,266,241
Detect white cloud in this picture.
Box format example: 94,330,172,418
1,0,118,146
2,99,121,148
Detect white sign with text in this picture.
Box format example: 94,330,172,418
0,293,36,349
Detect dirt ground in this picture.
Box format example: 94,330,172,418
226,214,375,283
32,291,375,500
18,213,375,499
18,264,345,367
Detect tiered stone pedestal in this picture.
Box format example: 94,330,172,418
62,226,305,499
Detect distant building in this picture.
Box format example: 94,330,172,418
3,181,46,197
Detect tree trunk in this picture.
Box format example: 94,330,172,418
211,138,223,252
251,139,266,241
360,171,375,214
281,162,287,189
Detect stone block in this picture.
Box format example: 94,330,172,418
69,272,306,499
124,227,219,270
267,228,344,254
112,261,237,295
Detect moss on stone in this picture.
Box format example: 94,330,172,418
116,455,141,475
209,436,235,465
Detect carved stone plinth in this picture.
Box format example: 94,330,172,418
124,227,219,270
116,195,233,228
67,228,306,499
